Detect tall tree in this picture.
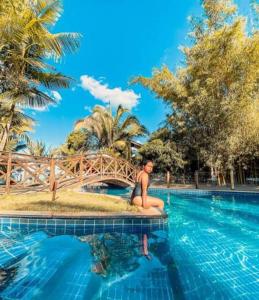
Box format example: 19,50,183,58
133,0,259,183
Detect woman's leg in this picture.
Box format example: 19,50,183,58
132,196,143,207
146,196,164,210
132,196,164,210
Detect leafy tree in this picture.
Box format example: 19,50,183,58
56,129,97,156
138,137,185,186
133,0,259,185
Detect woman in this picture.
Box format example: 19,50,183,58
131,160,164,210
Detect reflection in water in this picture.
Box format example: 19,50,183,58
0,267,17,292
79,232,155,277
80,233,141,277
78,230,176,299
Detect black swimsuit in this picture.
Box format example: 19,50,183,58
130,174,150,204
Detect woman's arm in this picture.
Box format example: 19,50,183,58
141,173,149,208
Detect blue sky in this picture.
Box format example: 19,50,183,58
28,0,252,148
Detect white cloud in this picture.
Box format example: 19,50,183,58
84,105,92,112
29,106,48,112
51,90,62,102
80,75,140,110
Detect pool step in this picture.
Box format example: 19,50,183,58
36,241,99,300
0,235,87,300
97,256,174,300
0,231,48,268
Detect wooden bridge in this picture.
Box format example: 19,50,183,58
0,151,138,194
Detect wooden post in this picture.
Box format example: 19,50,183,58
115,159,117,178
194,170,199,189
100,155,103,178
230,168,235,190
51,180,58,201
5,152,12,194
125,163,128,179
49,158,55,191
79,154,83,183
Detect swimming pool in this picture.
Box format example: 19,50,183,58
0,189,258,299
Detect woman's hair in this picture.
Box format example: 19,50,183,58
142,159,153,166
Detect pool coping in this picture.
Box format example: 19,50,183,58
0,209,168,220
1,188,257,221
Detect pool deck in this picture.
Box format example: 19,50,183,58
151,183,259,193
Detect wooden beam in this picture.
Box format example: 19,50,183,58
49,158,56,191
5,152,12,194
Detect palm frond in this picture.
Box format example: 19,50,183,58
30,71,72,88
37,0,63,25
0,89,56,108
43,32,81,59
113,104,129,128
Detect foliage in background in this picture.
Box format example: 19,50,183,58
136,128,185,176
55,129,97,156
26,140,51,157
71,104,148,159
133,0,259,179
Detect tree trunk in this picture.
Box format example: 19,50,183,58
230,168,235,190
166,171,170,188
238,164,243,184
222,172,226,186
0,103,15,152
195,170,199,189
210,166,214,178
254,162,257,182
216,168,221,186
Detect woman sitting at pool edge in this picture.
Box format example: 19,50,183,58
131,160,164,210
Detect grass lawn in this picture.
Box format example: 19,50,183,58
0,190,138,214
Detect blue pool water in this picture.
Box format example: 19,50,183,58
0,189,258,299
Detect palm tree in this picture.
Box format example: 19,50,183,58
0,0,81,151
0,103,34,152
74,105,148,159
26,140,50,157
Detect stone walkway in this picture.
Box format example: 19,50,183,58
151,183,259,193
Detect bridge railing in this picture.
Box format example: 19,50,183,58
0,151,138,193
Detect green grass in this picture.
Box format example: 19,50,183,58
0,190,138,213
